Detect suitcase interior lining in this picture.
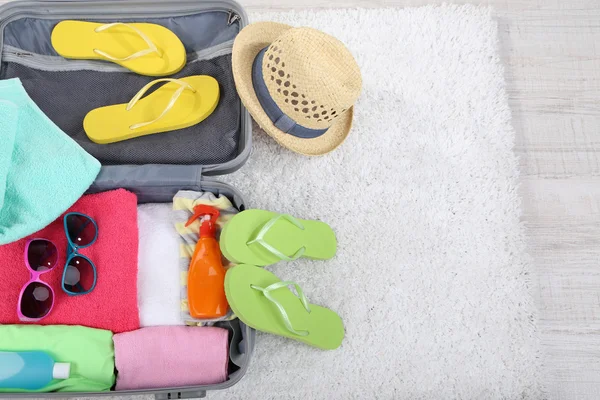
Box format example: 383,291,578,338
3,13,239,57
0,12,243,166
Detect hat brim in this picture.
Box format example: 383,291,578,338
232,22,353,156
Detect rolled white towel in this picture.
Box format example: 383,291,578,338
137,203,183,327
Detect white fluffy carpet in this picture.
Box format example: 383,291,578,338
217,5,541,399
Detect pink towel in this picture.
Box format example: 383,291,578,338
114,326,229,390
0,189,139,333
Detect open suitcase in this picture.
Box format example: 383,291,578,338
0,0,255,398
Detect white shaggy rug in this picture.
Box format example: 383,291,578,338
69,5,540,400
217,5,541,400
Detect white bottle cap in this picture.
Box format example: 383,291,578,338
52,362,71,380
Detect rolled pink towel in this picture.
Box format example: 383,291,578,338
114,326,229,390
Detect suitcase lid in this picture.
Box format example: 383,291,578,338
0,0,251,198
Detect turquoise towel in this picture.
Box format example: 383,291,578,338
0,79,101,245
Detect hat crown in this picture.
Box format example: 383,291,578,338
262,27,362,130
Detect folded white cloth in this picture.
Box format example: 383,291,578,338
137,203,183,327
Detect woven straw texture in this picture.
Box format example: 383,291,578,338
232,22,361,155
262,27,361,130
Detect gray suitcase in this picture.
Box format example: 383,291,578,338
0,0,254,397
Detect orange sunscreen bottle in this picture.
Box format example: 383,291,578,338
184,205,229,319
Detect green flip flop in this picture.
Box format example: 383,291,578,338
224,264,344,350
219,210,337,266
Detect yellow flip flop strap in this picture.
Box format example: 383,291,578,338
126,78,197,130
93,22,163,62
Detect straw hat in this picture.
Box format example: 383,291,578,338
232,22,362,155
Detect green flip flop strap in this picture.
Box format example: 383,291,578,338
246,214,307,261
250,281,311,337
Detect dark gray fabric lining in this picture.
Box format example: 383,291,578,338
0,54,241,165
3,13,239,56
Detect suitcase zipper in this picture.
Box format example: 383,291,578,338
2,41,233,72
0,4,244,29
227,9,240,25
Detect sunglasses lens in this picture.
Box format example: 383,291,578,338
27,239,58,272
63,256,95,294
20,282,53,319
66,214,96,247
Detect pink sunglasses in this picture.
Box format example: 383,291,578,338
17,239,58,322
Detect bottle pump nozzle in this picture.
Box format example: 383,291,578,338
185,205,220,237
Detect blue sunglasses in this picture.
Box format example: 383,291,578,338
61,212,98,296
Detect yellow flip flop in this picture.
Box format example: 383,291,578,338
83,76,220,144
51,21,186,76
